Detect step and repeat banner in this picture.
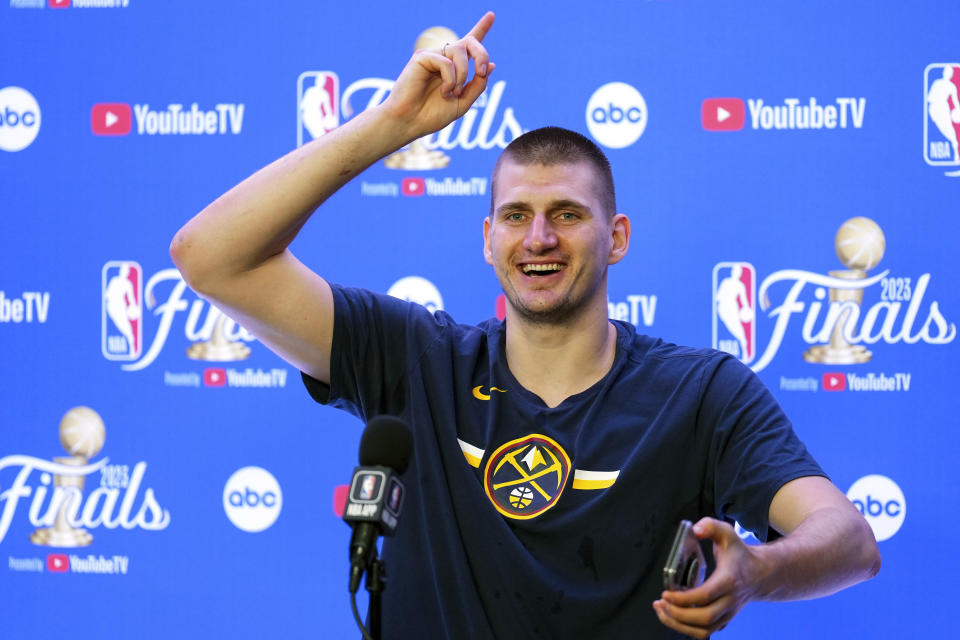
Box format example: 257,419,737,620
2,1,957,638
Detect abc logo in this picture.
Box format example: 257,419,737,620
846,474,905,542
222,466,283,533
387,276,444,313
585,82,647,149
0,86,41,152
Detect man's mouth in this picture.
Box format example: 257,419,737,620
520,263,565,277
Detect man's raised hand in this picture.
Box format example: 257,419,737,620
382,11,496,143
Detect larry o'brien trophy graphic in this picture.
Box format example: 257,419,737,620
803,216,886,364
186,307,251,361
30,407,106,547
383,25,458,170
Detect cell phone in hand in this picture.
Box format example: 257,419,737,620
662,520,706,591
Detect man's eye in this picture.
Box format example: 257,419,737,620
507,213,526,222
557,211,579,221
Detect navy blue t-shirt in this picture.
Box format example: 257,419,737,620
303,285,825,639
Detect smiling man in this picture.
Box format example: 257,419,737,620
171,12,880,639
483,144,629,409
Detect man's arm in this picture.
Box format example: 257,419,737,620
653,476,881,639
169,12,496,384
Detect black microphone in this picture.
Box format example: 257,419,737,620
343,415,413,594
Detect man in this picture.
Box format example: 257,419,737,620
170,12,880,638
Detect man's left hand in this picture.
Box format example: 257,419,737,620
653,517,766,638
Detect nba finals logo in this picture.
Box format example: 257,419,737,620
300,31,523,170
100,264,259,372
101,261,142,361
0,406,171,546
297,71,339,147
924,63,960,177
802,217,884,364
382,25,458,170
483,434,571,520
712,262,756,364
714,216,955,372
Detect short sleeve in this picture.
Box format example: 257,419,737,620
699,355,827,541
300,284,450,422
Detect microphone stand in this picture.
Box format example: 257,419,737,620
366,549,386,640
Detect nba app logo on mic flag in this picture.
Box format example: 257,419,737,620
360,474,378,500
712,262,756,363
101,261,143,361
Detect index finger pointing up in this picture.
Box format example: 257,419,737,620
467,11,496,42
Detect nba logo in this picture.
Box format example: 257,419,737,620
388,481,403,512
923,63,960,176
102,261,143,361
297,71,339,147
360,474,377,501
712,262,756,364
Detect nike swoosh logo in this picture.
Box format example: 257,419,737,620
472,385,507,401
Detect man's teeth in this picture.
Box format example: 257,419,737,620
522,263,564,274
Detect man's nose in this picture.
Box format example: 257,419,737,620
523,214,558,253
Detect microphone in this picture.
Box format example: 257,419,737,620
343,415,413,594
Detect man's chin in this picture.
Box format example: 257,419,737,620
507,296,581,326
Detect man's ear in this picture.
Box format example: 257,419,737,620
608,213,630,265
483,216,493,265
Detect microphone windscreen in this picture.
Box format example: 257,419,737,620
358,415,413,473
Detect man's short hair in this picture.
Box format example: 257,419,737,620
490,126,617,217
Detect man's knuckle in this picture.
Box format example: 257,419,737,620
682,609,708,627
707,608,726,625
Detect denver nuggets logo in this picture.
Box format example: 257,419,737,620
483,434,571,520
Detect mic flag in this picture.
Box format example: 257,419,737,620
344,415,412,593
343,466,405,534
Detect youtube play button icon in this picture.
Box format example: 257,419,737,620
402,177,426,196
204,367,227,387
91,103,132,136
47,553,69,573
822,372,847,392
701,98,745,131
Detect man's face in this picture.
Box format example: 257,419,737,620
484,159,629,325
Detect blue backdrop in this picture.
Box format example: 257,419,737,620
2,1,958,637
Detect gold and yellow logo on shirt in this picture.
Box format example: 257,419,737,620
483,434,571,520
472,385,507,401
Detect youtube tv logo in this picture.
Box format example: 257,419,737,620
822,372,847,392
47,553,69,573
702,98,745,131
91,103,132,136
402,177,425,196
49,0,70,7
204,367,227,387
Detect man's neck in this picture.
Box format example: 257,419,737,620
504,302,618,409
